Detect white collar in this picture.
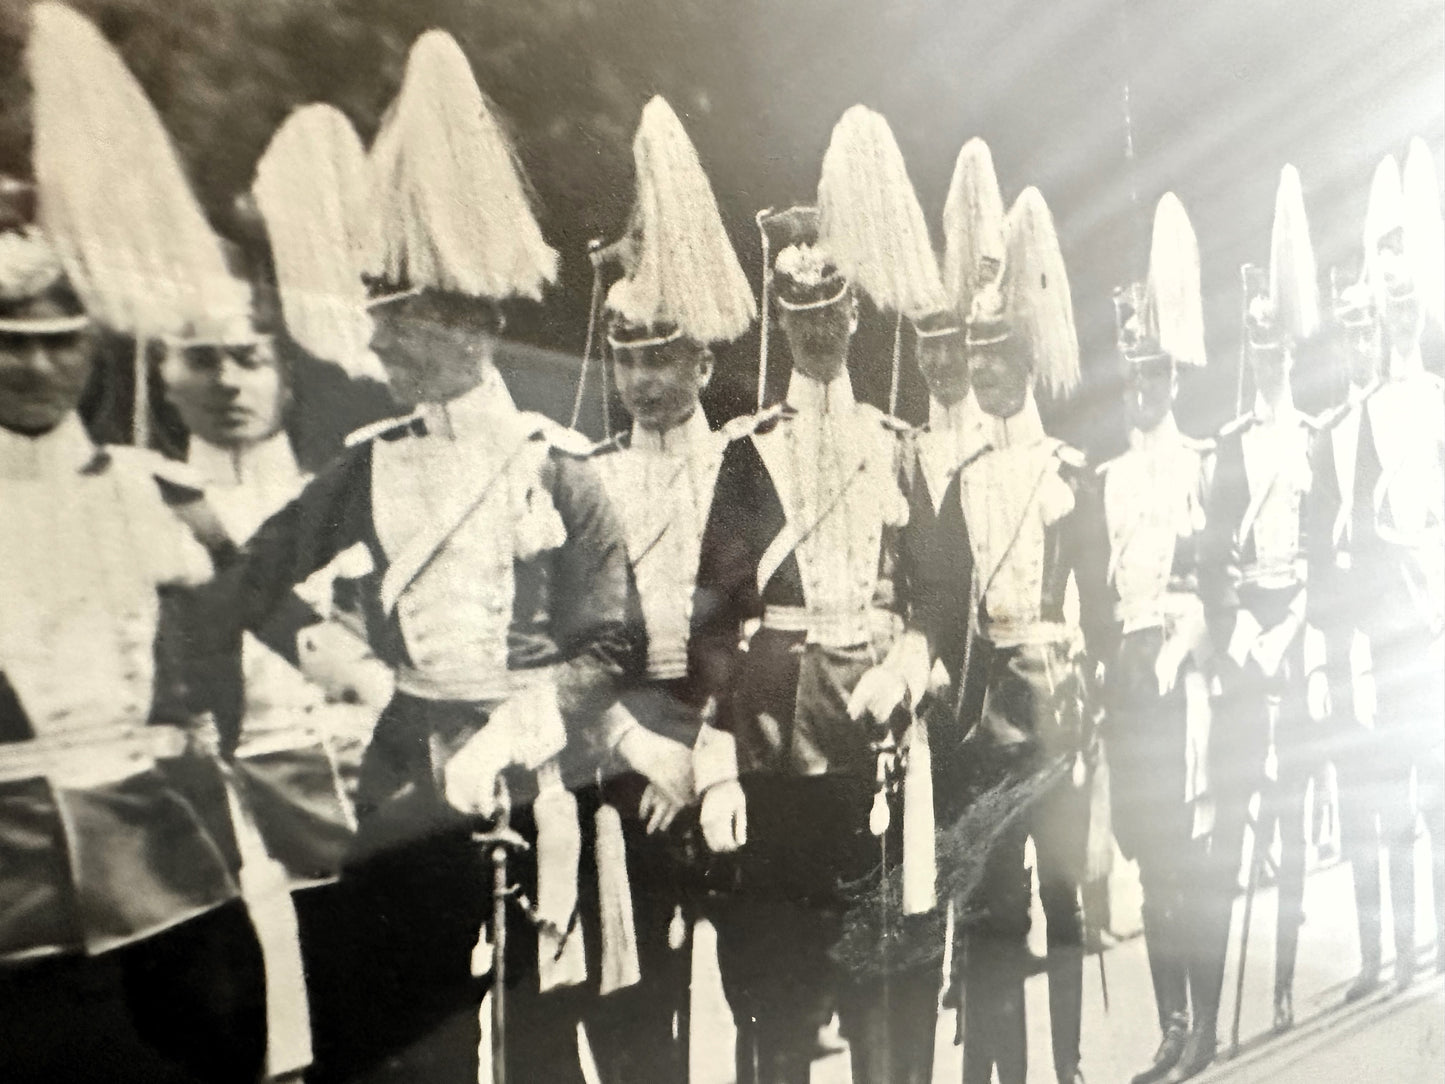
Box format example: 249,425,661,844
187,430,299,489
991,392,1045,449
1253,387,1298,427
929,389,984,435
787,368,856,416
1127,410,1181,453
0,413,98,482
418,365,519,441
1387,344,1425,382
630,407,712,455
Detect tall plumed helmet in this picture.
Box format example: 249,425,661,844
941,138,1006,325
1144,192,1206,368
27,2,250,339
0,178,87,335
253,105,385,380
1402,137,1444,331
1363,155,1403,266
604,96,756,346
817,105,944,319
368,30,558,303
1002,186,1080,398
1268,164,1320,344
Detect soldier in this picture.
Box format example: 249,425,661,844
1100,195,1217,1084
196,32,651,1083
0,184,266,1084
904,137,1003,855
690,106,943,1084
938,187,1106,1084
1308,266,1395,1002
1196,165,1326,1066
1347,146,1445,990
580,95,757,1084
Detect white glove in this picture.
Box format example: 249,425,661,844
638,784,685,835
443,725,510,816
1307,670,1331,722
1155,639,1187,697
700,778,748,853
846,665,909,728
617,726,695,809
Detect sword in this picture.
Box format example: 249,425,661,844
474,777,529,1084
1229,694,1280,1057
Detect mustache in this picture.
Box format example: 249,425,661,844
0,371,65,396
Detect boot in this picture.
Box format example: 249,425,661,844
1130,1013,1188,1084
1344,958,1382,1003
1161,1021,1216,1083
1272,983,1294,1034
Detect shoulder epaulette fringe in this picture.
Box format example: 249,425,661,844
345,414,418,448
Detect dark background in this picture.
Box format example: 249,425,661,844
2,0,1442,450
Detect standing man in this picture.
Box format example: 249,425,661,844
0,186,266,1084
1349,148,1445,989
1309,269,1398,1002
1100,196,1217,1084
202,31,648,1084
580,94,757,1084
1196,166,1325,1066
690,107,943,1084
939,187,1105,1084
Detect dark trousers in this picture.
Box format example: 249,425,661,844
0,901,265,1084
580,773,693,1084
302,694,588,1084
711,774,939,1084
1107,627,1211,1038
961,768,1088,1084
1199,627,1315,1018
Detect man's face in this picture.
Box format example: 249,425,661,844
0,304,93,435
916,331,970,407
968,339,1030,419
1376,234,1423,356
162,338,285,449
777,298,856,385
613,338,711,433
1123,355,1176,432
1340,321,1381,388
1248,341,1293,401
369,293,491,407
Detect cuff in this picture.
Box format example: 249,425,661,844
693,724,739,795
509,684,568,770
599,700,641,762
883,628,932,709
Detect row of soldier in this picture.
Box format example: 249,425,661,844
1,8,1442,1084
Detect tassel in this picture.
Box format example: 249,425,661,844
667,905,688,952
533,766,586,992
901,718,937,915
594,802,641,995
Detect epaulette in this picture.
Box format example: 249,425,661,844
1215,412,1256,441
1308,401,1354,433
585,431,628,458
1180,433,1217,455
345,413,420,448
719,404,782,442
524,412,595,457
1052,443,1089,472
743,402,792,437
97,445,208,499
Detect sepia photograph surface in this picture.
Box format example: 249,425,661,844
0,1,1441,1082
